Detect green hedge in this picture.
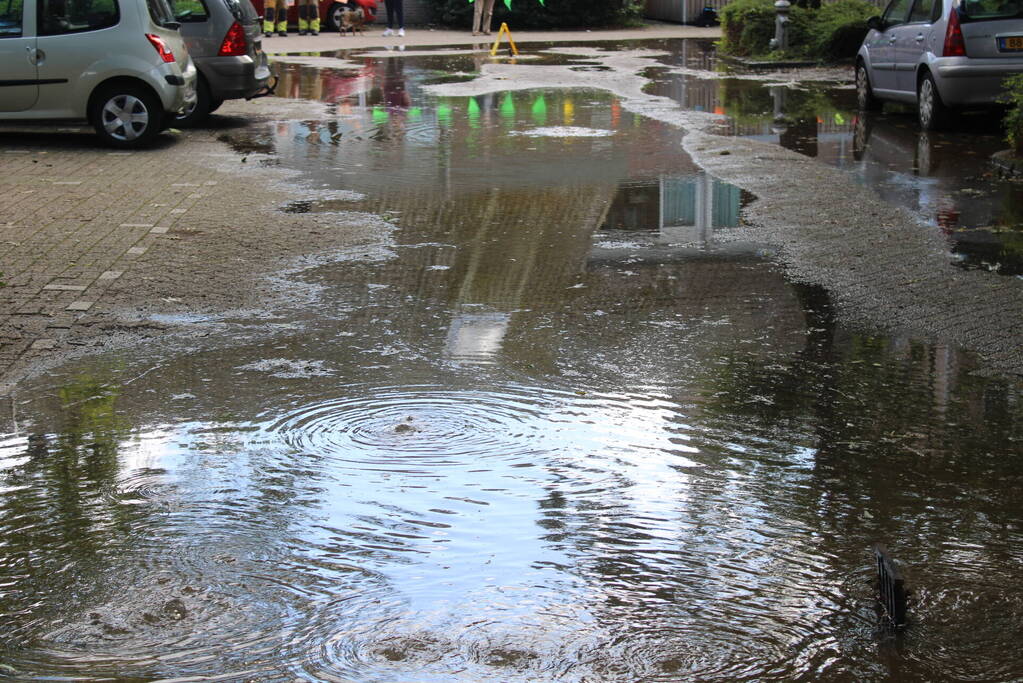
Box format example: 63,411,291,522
1002,74,1023,154
720,0,875,61
420,0,644,29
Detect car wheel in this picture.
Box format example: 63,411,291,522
175,77,214,128
90,83,165,149
917,71,951,131
326,2,344,31
856,62,881,111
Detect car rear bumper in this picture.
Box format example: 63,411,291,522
154,59,198,113
934,58,1023,106
197,56,272,101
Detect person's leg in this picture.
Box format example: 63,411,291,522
472,0,483,34
275,0,288,36
392,0,403,31
384,0,394,27
482,0,494,34
263,1,275,35
306,0,319,35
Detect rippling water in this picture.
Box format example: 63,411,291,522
2,46,1023,681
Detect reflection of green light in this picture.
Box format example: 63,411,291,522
372,106,388,124
531,95,547,124
468,97,481,128
437,103,452,125
834,112,846,125
500,92,515,120
409,107,422,120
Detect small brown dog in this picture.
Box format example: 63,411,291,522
338,5,365,36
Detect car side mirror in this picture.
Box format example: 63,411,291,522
866,15,884,30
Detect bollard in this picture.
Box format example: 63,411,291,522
874,544,908,628
770,0,790,51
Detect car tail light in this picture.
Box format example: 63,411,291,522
146,33,177,63
219,21,248,56
943,8,967,56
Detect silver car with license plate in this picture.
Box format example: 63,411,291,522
856,0,1023,129
0,0,196,147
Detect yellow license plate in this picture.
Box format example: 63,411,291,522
1002,36,1023,50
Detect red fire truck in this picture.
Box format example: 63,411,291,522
250,0,378,32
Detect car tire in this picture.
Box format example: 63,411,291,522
856,62,881,112
207,97,225,114
326,2,344,31
917,71,951,131
175,76,213,128
90,83,165,149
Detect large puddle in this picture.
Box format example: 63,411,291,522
2,42,1023,681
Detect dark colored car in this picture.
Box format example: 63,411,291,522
171,0,274,125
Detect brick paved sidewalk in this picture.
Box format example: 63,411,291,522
2,141,214,374
0,129,383,393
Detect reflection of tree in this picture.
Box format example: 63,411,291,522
696,281,1023,615
0,375,134,641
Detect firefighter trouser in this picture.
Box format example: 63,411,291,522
297,0,319,34
263,0,289,34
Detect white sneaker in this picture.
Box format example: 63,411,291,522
397,28,405,37
382,28,393,36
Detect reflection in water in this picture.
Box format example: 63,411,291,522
2,48,1023,681
647,57,1023,275
601,173,749,241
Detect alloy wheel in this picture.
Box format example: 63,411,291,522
919,78,935,128
856,67,868,107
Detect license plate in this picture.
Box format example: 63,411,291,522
999,36,1023,51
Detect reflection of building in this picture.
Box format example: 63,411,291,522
601,173,745,244
445,310,511,362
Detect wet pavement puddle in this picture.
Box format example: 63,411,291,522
2,41,1023,681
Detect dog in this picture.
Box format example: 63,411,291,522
338,5,365,36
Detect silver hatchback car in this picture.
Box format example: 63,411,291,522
171,0,273,126
0,0,196,147
857,0,1023,129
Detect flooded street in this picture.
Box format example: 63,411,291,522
2,41,1023,681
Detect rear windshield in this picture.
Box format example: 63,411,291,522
958,0,1023,20
222,0,256,21
169,0,208,21
147,0,176,25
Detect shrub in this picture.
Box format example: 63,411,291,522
421,0,644,29
720,0,780,57
721,0,875,61
1001,74,1023,154
810,0,876,61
